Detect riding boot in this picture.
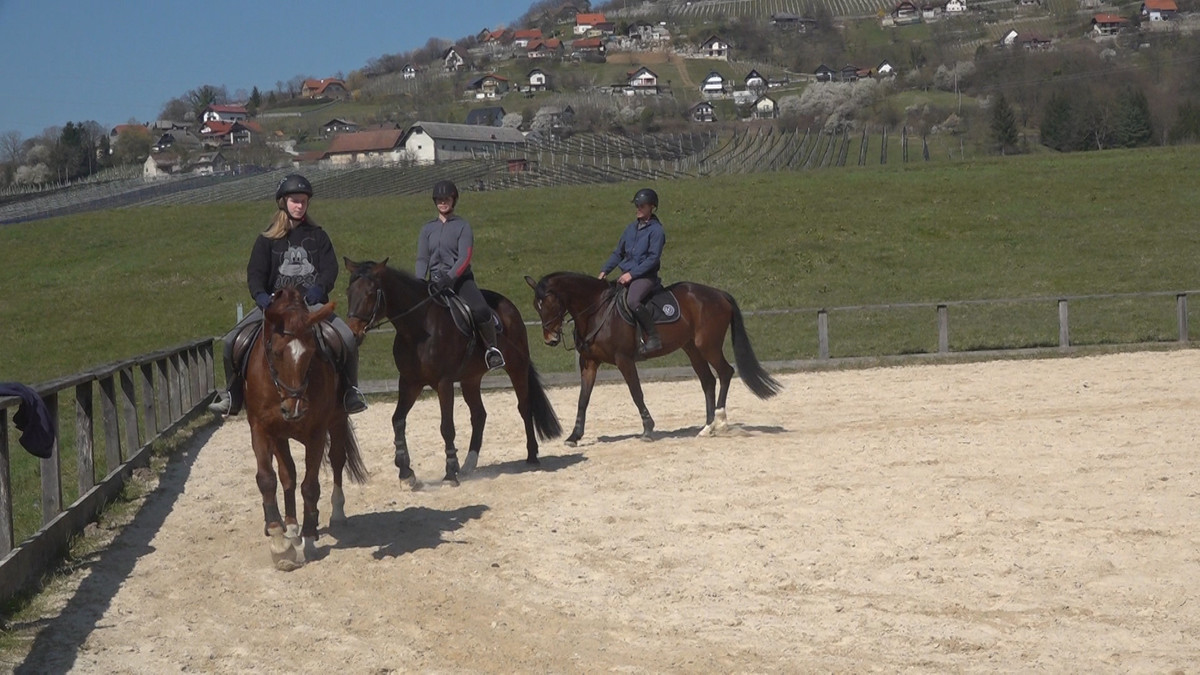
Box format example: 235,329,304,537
209,374,244,416
341,341,368,415
634,304,661,357
479,319,506,370
209,347,244,416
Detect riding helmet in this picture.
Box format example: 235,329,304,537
632,187,658,208
432,180,459,204
275,173,314,203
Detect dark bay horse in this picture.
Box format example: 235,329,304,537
525,272,781,445
243,286,369,571
344,258,561,486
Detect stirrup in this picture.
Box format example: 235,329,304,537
343,387,368,415
639,336,662,357
208,390,233,415
484,347,506,370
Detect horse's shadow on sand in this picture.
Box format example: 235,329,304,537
323,452,587,559
596,423,787,443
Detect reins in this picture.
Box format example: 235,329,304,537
555,286,619,351
355,284,438,334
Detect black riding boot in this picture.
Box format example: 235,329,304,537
209,347,244,416
341,341,368,415
634,304,661,357
479,319,505,370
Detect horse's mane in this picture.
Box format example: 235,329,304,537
538,271,608,295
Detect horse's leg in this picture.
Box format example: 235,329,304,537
565,357,600,447
392,382,423,489
682,343,719,436
252,427,304,571
437,380,461,485
614,356,655,441
459,377,487,476
328,416,348,525
705,342,736,435
298,433,325,562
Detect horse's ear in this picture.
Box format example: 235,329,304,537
343,256,357,273
524,275,537,290
374,258,389,273
309,302,336,326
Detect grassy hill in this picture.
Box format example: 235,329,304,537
2,145,1199,385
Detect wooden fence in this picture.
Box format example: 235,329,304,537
0,338,214,605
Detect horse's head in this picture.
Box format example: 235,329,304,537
525,274,568,347
344,257,389,344
262,286,335,420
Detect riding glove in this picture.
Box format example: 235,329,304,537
304,285,325,306
254,292,272,309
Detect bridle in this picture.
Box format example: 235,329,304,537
265,328,312,405
348,273,438,335
538,286,617,351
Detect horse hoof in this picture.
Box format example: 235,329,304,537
443,475,460,487
564,438,578,448
640,434,655,443
698,424,714,437
269,525,305,571
401,474,422,491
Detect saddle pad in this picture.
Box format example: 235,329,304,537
617,286,682,325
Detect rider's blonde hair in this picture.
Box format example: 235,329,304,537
262,208,296,240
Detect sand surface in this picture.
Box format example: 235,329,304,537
6,350,1200,673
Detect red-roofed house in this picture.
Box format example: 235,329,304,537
575,12,607,35
527,38,563,59
321,129,406,166
1091,13,1130,35
302,78,349,99
512,28,543,47
202,104,248,124
1142,0,1177,21
572,37,606,57
199,120,261,146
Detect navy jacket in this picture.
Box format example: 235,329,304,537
601,216,665,281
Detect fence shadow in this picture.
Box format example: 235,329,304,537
10,421,219,675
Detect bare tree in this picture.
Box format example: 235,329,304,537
0,130,24,166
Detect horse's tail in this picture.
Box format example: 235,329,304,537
527,363,563,440
331,418,370,484
724,292,782,400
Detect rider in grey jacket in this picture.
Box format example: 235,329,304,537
417,180,505,370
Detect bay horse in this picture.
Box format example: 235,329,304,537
343,258,561,487
243,286,369,571
525,272,781,445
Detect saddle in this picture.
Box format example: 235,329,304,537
433,290,504,339
615,285,682,326
231,318,345,377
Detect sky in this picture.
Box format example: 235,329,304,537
0,0,537,140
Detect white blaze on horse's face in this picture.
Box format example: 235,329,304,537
288,338,308,363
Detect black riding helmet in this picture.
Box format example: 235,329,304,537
275,173,313,209
432,180,459,205
632,187,658,208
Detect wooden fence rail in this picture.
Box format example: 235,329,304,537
0,338,214,605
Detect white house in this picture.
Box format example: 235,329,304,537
701,35,730,60
945,0,967,12
402,64,418,79
744,69,766,91
701,71,727,96
528,68,549,91
628,67,658,90
443,47,465,71
201,104,248,124
877,60,895,76
321,129,405,166
399,121,525,164
752,96,778,119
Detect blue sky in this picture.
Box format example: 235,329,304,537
0,0,535,140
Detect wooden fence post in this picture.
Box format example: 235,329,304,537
938,304,949,353
1177,293,1188,342
76,382,95,495
818,310,830,359
0,415,11,556
41,393,61,526
1058,299,1070,348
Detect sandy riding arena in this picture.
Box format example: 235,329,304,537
7,350,1200,672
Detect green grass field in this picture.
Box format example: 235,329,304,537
2,145,1199,387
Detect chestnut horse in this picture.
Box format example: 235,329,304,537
344,258,561,487
243,286,368,571
525,272,781,445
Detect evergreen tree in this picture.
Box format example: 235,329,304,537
1040,92,1074,151
248,86,262,115
990,92,1019,155
1169,100,1200,144
1113,88,1153,148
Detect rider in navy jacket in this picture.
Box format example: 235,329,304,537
599,187,666,356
